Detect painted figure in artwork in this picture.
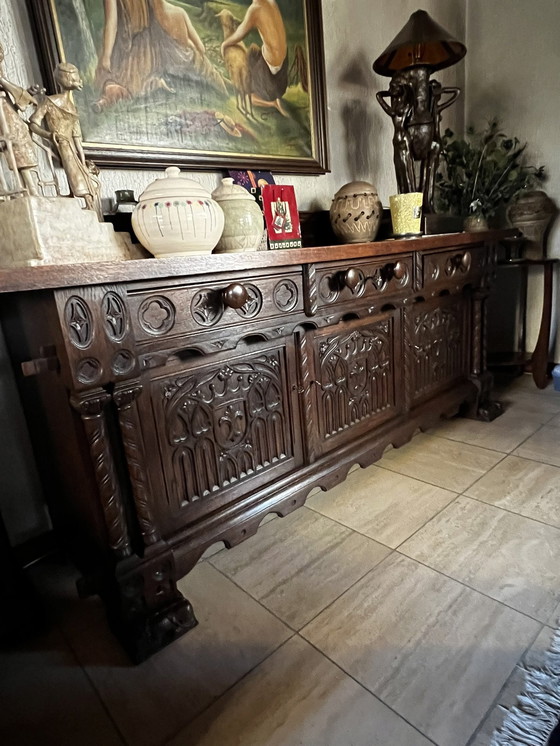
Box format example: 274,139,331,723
93,0,227,112
0,43,40,195
221,0,289,116
30,63,101,217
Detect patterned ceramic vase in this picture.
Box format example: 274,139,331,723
131,167,224,257
507,190,556,259
329,181,383,244
211,177,264,253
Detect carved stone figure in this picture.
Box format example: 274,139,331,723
30,63,102,218
0,43,40,196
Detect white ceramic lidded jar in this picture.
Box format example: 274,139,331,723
131,167,224,257
329,181,383,244
211,177,265,253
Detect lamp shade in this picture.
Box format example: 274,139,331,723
373,9,466,76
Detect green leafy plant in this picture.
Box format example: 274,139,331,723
435,118,545,219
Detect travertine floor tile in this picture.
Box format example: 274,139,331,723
498,390,560,421
307,464,457,548
169,636,433,746
56,562,291,746
430,407,543,452
547,411,560,427
377,432,503,491
513,425,560,467
468,625,554,746
400,496,560,621
466,455,560,528
210,507,390,628
0,625,122,746
302,553,539,746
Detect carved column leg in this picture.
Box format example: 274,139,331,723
113,382,160,546
71,389,133,559
73,388,197,662
468,289,503,421
111,381,197,661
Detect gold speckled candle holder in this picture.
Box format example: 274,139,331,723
389,193,423,237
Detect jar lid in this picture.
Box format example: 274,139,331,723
212,177,257,202
138,167,212,201
333,181,378,199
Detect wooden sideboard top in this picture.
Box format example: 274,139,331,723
0,229,515,294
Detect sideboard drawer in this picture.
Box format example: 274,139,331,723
422,245,488,292
315,255,413,312
127,270,304,347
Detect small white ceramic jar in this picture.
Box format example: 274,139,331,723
329,181,382,244
131,167,224,257
211,177,265,253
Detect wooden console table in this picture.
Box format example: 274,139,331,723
489,256,558,388
0,230,509,661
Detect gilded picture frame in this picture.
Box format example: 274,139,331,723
27,0,329,173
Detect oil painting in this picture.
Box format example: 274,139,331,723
28,0,329,172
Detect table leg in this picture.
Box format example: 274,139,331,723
530,262,554,389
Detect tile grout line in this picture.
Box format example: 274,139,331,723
463,492,560,531
295,632,439,746
393,548,555,626
161,632,297,746
209,548,395,634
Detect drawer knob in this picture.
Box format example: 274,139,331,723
343,267,362,292
393,261,406,280
222,283,249,309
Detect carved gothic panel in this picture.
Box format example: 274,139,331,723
235,284,262,319
273,279,299,312
65,296,93,349
152,349,295,509
191,288,223,327
139,296,176,336
312,315,399,445
410,297,467,400
103,292,128,341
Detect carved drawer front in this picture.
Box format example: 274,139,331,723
408,294,469,403
143,339,302,532
54,285,138,390
315,256,413,311
308,311,403,455
422,245,488,292
127,271,303,346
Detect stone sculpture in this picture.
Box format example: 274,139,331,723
0,43,40,197
30,63,102,219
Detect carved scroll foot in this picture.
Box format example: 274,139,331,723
108,548,197,663
476,399,504,422
112,596,197,664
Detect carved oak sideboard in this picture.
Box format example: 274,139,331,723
0,231,508,661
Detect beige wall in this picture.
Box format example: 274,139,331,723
465,0,560,361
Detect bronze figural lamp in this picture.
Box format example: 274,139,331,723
373,9,466,212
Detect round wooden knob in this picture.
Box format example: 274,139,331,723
343,267,362,292
222,283,249,309
460,251,471,270
393,261,406,280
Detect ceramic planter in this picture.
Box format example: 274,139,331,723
131,167,224,258
211,177,264,253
